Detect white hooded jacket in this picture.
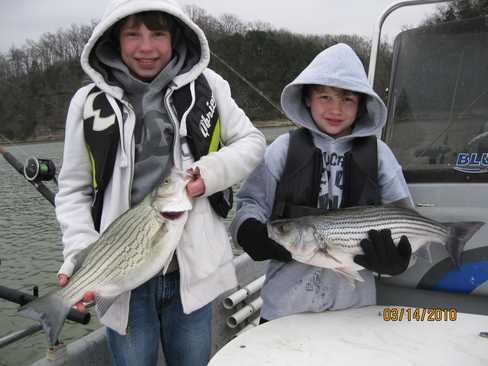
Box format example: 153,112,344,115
55,0,265,334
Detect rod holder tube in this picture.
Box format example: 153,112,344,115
233,316,260,338
0,324,42,348
226,297,263,329
223,275,265,309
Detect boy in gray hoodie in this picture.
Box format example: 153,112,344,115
230,43,413,322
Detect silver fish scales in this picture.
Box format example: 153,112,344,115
267,205,483,282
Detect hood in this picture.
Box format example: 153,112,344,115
280,43,387,141
80,0,210,97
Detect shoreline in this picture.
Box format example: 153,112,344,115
0,137,64,146
253,119,294,128
1,120,294,146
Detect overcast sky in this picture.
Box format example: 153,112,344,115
0,0,442,54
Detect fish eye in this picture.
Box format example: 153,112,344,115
277,223,289,233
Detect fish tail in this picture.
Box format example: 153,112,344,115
445,221,484,267
17,292,71,346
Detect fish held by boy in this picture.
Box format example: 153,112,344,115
267,205,484,282
18,168,192,346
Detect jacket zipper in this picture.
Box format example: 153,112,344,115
122,102,135,207
164,86,181,167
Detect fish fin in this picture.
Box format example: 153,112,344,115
17,292,71,346
71,246,91,270
384,198,414,210
412,244,433,263
334,267,363,284
94,294,118,318
444,221,484,266
318,249,343,264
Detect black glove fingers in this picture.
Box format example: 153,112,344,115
379,228,397,260
237,218,293,262
353,254,371,270
367,229,381,246
368,229,389,263
268,240,292,262
360,237,376,258
359,238,379,269
398,235,412,259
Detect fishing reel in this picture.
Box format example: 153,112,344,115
23,157,57,184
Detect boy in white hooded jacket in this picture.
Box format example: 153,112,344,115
231,43,413,323
55,0,265,365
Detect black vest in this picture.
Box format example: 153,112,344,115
172,75,233,218
83,75,232,231
271,128,380,220
83,86,121,231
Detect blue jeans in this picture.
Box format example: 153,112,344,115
106,272,212,366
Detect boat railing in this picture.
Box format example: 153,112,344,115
368,0,454,86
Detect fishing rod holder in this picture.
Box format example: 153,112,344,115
23,156,57,183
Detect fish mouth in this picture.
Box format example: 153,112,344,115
160,211,184,220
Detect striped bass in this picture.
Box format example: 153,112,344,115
267,205,484,282
18,168,192,346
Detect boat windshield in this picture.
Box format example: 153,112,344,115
384,16,488,182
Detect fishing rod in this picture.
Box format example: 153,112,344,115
0,145,92,348
210,50,285,117
0,145,56,206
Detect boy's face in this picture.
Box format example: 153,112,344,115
306,86,360,138
119,16,172,81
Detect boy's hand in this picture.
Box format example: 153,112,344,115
58,274,70,287
237,218,292,262
353,229,411,275
186,167,205,198
57,274,96,312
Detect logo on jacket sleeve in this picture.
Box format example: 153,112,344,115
199,96,217,138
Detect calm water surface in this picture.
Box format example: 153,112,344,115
0,126,292,366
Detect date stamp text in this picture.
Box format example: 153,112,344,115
383,307,457,321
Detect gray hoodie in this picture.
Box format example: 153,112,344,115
230,43,412,320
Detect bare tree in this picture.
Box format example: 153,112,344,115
218,14,247,34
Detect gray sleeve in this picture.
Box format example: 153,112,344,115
377,140,414,207
229,134,289,243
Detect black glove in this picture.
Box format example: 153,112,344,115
237,218,292,262
353,229,411,276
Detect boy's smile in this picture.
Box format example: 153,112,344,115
306,86,360,138
119,19,172,81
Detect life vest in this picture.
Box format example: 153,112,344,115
172,74,233,219
83,75,232,231
271,128,380,220
83,86,121,231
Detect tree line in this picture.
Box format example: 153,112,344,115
423,0,488,25
0,5,396,141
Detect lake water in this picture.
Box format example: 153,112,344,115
0,125,292,366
